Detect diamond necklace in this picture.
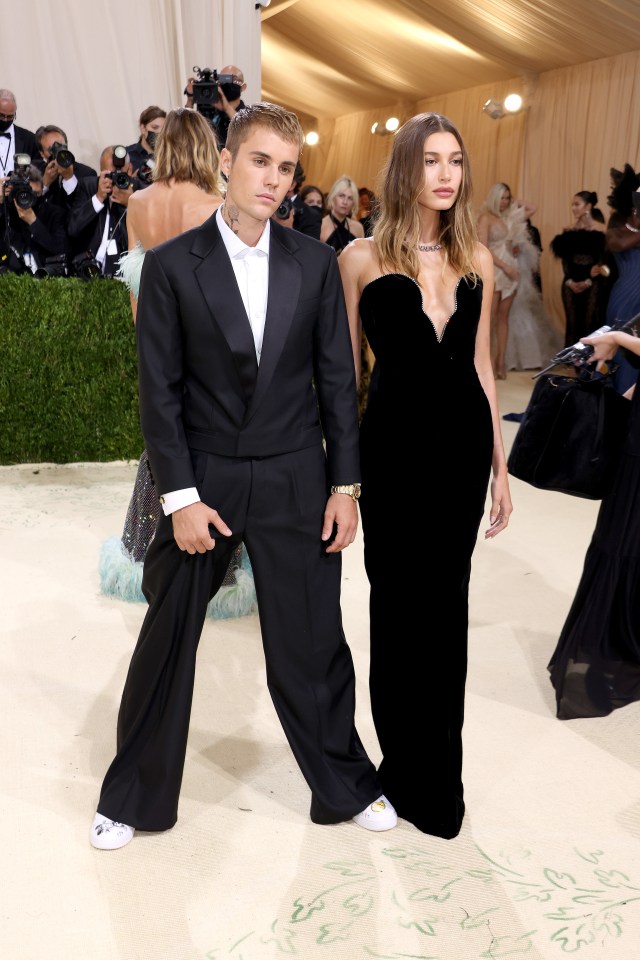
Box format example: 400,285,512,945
417,242,442,251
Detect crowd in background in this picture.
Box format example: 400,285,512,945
1,80,639,380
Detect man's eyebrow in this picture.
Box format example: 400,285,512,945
249,150,297,166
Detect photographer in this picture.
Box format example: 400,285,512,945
0,88,38,180
0,163,66,274
35,125,97,211
126,105,166,177
184,64,246,149
67,145,134,276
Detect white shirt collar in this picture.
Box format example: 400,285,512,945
216,206,270,259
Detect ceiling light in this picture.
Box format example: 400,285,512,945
482,98,504,120
504,93,523,113
305,131,319,146
371,118,399,136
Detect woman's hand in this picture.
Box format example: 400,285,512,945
580,331,619,369
485,471,513,539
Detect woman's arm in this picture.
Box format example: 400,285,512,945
606,225,640,253
126,197,140,323
473,243,513,537
337,239,369,382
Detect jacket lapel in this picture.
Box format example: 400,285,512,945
245,224,302,423
192,215,258,401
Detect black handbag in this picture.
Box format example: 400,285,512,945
507,371,630,499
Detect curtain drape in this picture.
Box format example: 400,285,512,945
0,0,260,174
304,49,640,332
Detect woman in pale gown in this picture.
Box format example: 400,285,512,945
99,108,256,618
477,183,540,378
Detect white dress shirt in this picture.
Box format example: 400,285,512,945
0,123,16,178
159,207,271,515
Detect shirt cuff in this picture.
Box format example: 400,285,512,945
159,487,200,515
92,194,105,212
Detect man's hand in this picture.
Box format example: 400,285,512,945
217,84,235,118
172,501,232,554
321,493,358,554
43,160,59,188
14,200,35,224
111,181,134,206
96,171,113,203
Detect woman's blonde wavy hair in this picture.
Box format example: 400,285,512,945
373,112,478,281
152,108,222,195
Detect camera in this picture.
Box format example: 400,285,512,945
274,196,294,220
106,144,132,190
106,170,133,190
49,140,75,169
34,253,68,279
4,154,37,210
191,65,240,116
71,251,102,280
191,66,221,118
137,158,155,186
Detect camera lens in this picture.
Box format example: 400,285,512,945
14,186,36,209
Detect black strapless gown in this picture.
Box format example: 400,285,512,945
358,274,494,839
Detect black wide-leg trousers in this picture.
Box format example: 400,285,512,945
97,446,380,831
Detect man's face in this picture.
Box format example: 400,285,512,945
221,128,298,224
41,131,67,160
0,98,17,130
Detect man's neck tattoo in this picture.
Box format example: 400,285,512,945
223,203,241,234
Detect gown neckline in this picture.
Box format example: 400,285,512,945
362,273,463,343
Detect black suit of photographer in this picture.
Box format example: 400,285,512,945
0,192,66,273
67,174,130,275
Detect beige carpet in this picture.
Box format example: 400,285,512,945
3,370,640,960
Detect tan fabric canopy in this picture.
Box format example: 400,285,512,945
262,1,640,334
262,0,640,125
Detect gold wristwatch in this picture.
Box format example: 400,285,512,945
330,483,362,501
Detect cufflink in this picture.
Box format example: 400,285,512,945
159,495,165,504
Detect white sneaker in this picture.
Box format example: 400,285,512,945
352,795,397,831
90,813,135,850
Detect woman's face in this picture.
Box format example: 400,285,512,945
142,117,165,142
417,131,463,212
304,189,323,209
571,195,590,219
332,187,355,218
499,188,512,213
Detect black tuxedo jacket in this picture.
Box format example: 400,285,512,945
136,215,360,496
66,174,128,270
0,197,66,270
13,124,38,162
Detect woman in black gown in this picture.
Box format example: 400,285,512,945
339,112,513,839
548,192,640,720
550,191,609,347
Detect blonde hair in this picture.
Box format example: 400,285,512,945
225,101,304,157
373,112,479,281
327,175,359,217
482,182,512,217
152,108,221,194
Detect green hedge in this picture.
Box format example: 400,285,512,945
0,274,143,464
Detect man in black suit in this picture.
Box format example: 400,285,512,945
34,125,97,210
90,102,396,850
185,63,247,150
0,164,66,273
67,145,133,275
0,89,38,180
